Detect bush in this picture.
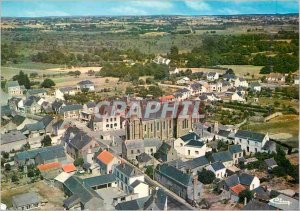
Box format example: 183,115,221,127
198,169,216,184
41,78,55,88
4,163,11,171
74,158,84,167
239,189,253,203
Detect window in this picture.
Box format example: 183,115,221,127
106,124,109,128
188,150,190,155
151,124,153,132
235,154,237,158
144,125,147,131
157,122,159,130
114,123,117,127
131,150,134,154
239,152,242,157
150,148,153,153
114,118,116,121
195,151,199,155
137,149,140,153
180,143,183,147
163,122,165,129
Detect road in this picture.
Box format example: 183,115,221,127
101,141,195,210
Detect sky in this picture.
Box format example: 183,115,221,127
2,0,299,17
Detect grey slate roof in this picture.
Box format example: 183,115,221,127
35,147,66,162
251,186,270,201
211,151,233,163
60,104,83,113
12,192,40,207
21,122,45,133
229,145,243,154
157,163,193,187
77,80,94,85
6,80,20,88
269,194,299,210
242,199,276,210
27,89,46,95
264,158,277,168
217,130,230,137
180,132,200,142
115,196,150,210
68,132,93,150
239,173,255,186
59,87,75,93
86,102,96,108
83,174,116,187
137,152,152,163
183,156,209,170
1,130,27,145
64,176,102,205
129,180,147,189
185,139,204,148
235,130,266,142
210,162,226,171
224,174,240,187
115,163,142,177
40,115,53,127
1,105,13,116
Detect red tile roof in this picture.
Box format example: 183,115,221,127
159,95,174,102
230,184,246,195
37,162,61,171
97,150,115,165
62,163,77,173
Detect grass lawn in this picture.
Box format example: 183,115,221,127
258,97,299,111
242,114,299,148
218,65,263,79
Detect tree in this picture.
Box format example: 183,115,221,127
12,71,31,89
4,163,11,171
225,68,235,75
148,86,163,98
74,158,84,167
125,86,134,95
41,135,52,147
41,78,55,88
198,169,216,184
260,66,272,74
11,174,19,183
145,165,154,179
239,189,253,203
2,152,9,159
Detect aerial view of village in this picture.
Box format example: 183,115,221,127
0,0,299,210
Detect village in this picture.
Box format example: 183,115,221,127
1,52,299,210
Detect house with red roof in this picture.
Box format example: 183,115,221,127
62,163,77,173
37,161,62,179
96,150,120,174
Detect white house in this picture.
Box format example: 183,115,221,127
174,132,209,159
77,80,95,91
81,102,96,122
173,88,191,101
231,92,245,102
234,130,269,155
54,87,76,100
153,56,170,65
114,163,147,196
128,180,149,198
205,162,227,179
88,114,121,131
96,150,120,174
234,78,248,88
207,72,219,81
249,82,261,92
176,77,190,85
169,67,179,75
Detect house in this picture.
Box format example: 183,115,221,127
188,82,202,96
231,92,246,102
63,176,104,210
251,186,270,202
199,93,221,102
234,130,269,154
158,95,174,102
207,72,219,81
96,150,120,174
205,162,226,179
209,151,234,168
173,88,191,100
153,56,170,65
222,73,236,82
88,114,121,131
234,78,248,88
266,73,285,83
21,122,45,138
20,98,42,114
12,192,41,210
122,138,162,160
249,82,261,92
59,104,83,119
14,145,66,167
37,161,62,179
176,77,190,85
216,130,232,143
128,180,149,199
268,194,299,210
169,67,179,75
174,132,209,159
175,156,210,176
228,144,243,164
114,163,145,194
154,142,178,162
5,81,24,96
136,152,155,168
26,89,47,97
155,163,202,203
52,100,65,114
221,173,260,192
62,163,77,173
263,158,278,171
242,199,276,210
54,87,76,100
115,196,150,210
65,129,99,159
77,80,95,91
1,130,27,152
81,102,97,121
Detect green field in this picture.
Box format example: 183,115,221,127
218,65,263,79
